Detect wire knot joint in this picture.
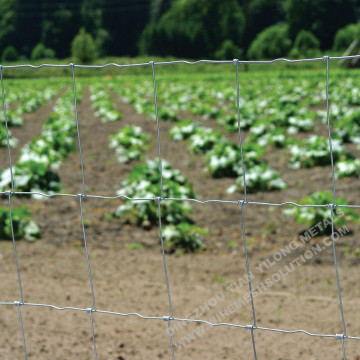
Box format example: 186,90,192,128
323,55,330,62
233,59,239,65
14,301,21,307
86,308,93,313
245,324,254,330
327,203,336,209
336,333,345,340
237,200,245,206
4,190,13,196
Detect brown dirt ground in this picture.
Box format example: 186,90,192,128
1,84,360,359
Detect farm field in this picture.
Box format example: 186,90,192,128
1,63,360,359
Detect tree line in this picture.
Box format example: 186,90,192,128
1,0,360,62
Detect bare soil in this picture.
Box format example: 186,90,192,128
1,85,360,359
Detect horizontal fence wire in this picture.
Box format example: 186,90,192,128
1,55,360,359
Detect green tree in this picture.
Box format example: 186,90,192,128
103,0,151,57
139,0,244,58
289,30,321,58
41,3,81,59
71,28,98,63
245,0,285,54
247,23,292,59
285,0,357,49
333,23,360,51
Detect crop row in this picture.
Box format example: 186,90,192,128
0,88,83,197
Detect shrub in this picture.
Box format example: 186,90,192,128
71,28,98,63
0,206,40,241
283,191,359,235
1,46,19,62
289,30,321,58
333,23,360,51
247,24,292,59
31,43,55,60
215,39,242,60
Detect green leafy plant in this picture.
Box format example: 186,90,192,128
289,135,351,169
113,159,207,252
228,163,286,193
169,119,200,140
0,206,40,242
109,125,150,163
0,90,82,195
0,126,17,148
113,159,195,226
90,85,121,122
188,127,225,154
336,159,360,178
162,223,207,253
283,191,359,235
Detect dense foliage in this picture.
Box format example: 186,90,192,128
1,0,359,61
247,24,292,60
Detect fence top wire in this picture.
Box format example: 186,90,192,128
1,55,360,360
1,53,360,69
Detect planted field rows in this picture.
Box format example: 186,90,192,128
1,69,360,359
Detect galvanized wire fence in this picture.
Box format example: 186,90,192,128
1,56,360,359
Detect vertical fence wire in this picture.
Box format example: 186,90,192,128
15,302,28,360
71,66,99,357
240,201,257,360
150,59,176,359
150,61,164,199
71,63,86,195
234,60,248,202
324,56,337,205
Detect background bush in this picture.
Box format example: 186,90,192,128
247,24,292,60
289,30,321,58
215,40,242,60
1,46,18,62
333,23,360,51
31,43,55,60
71,28,98,63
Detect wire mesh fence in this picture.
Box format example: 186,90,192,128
1,56,360,359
